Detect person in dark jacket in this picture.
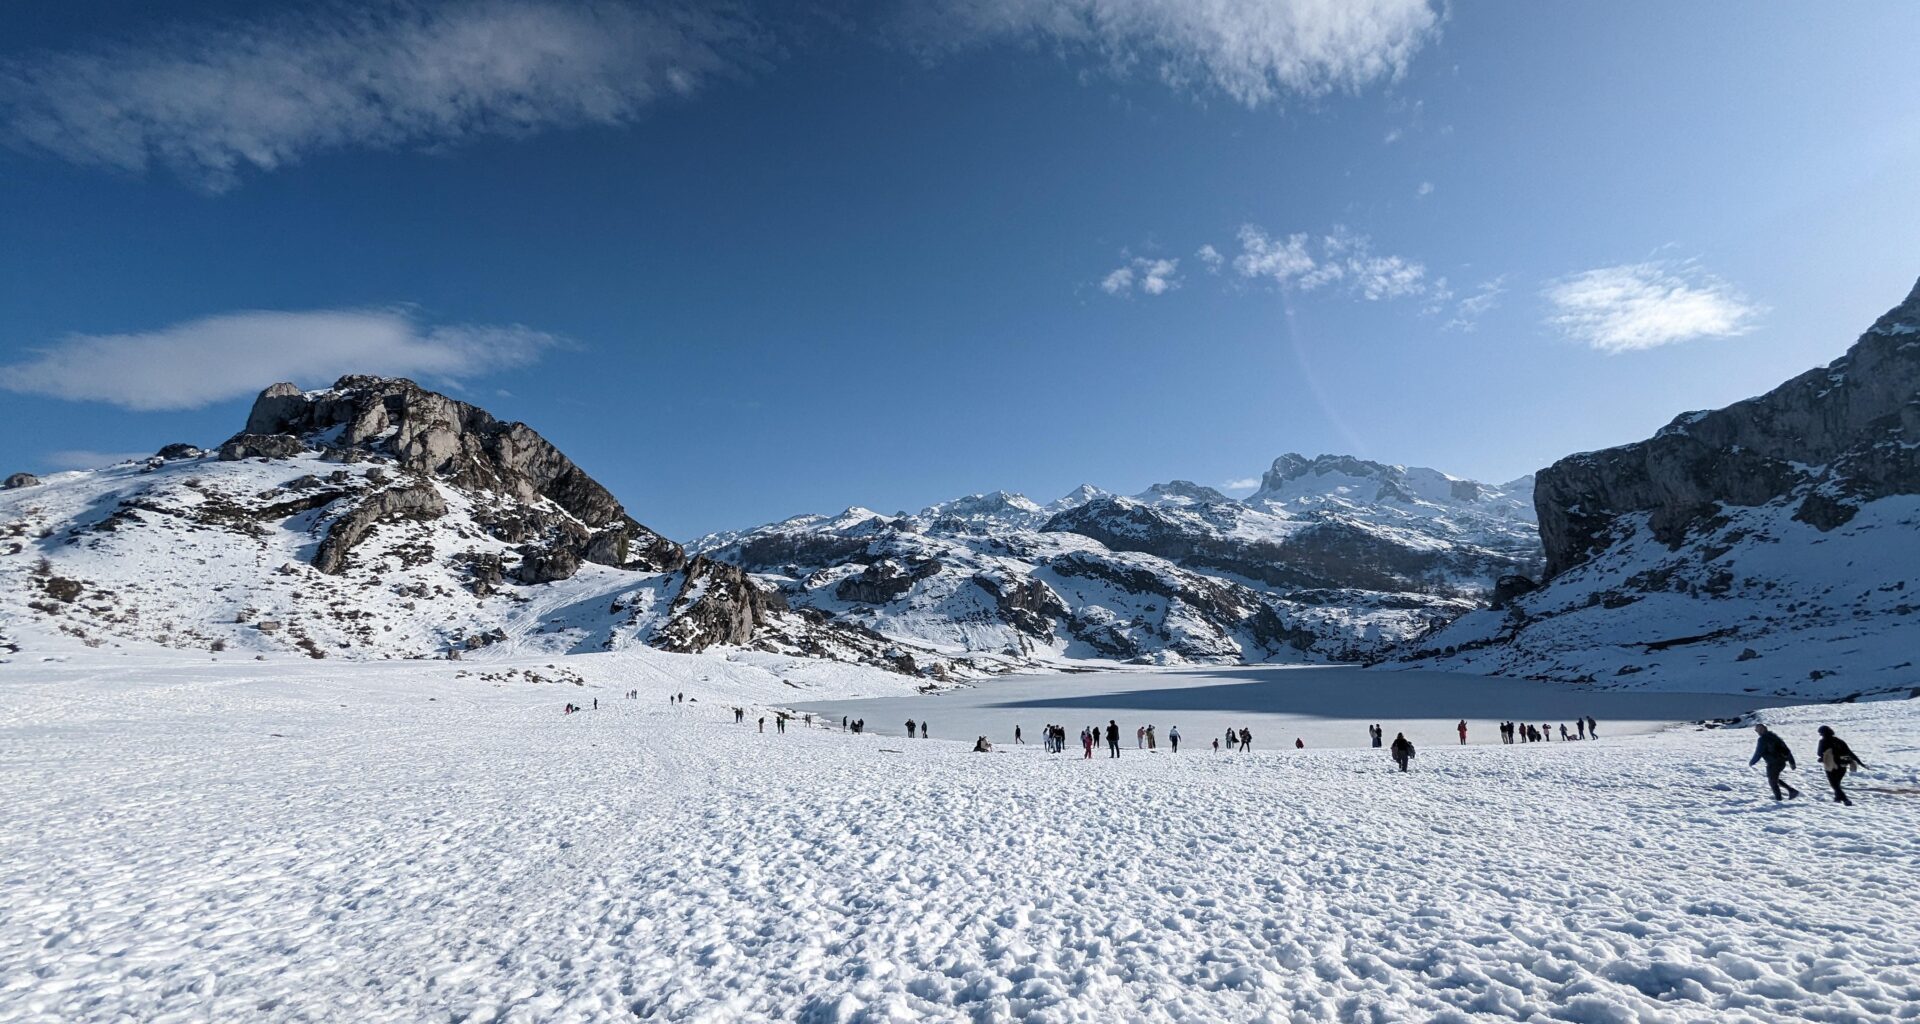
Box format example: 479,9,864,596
1106,720,1120,758
1749,724,1800,800
1816,726,1864,805
1390,733,1415,772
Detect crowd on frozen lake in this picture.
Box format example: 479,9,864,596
2,650,1915,1023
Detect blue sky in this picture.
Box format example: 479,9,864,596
3,1,1918,539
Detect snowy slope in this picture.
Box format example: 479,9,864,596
1400,276,1920,697
2,651,1915,1022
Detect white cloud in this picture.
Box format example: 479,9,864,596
1101,256,1179,297
0,1,760,190
1383,127,1403,144
1415,180,1433,196
899,0,1440,107
1444,276,1505,332
1544,261,1761,353
1231,224,1431,302
1,308,564,410
41,450,150,470
1195,244,1224,272
1223,476,1260,492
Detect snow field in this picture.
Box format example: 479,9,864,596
1,654,1917,1023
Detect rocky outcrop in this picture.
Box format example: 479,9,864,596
155,444,206,460
232,377,682,575
1537,277,1920,577
218,434,306,461
312,484,448,575
654,556,779,652
3,473,40,490
835,558,942,603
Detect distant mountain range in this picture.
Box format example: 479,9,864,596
6,277,1917,697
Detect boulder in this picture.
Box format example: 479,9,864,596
155,443,205,460
3,473,40,490
218,434,305,461
515,545,581,585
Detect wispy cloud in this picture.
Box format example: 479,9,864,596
1444,276,1505,332
1232,224,1431,301
1223,476,1260,492
1101,256,1180,297
0,0,762,191
1,308,564,410
1544,260,1762,353
1415,180,1433,197
41,450,150,470
1195,244,1224,272
897,0,1440,107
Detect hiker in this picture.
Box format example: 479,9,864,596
1457,720,1467,745
776,715,786,734
1391,732,1415,772
921,721,930,739
1169,725,1180,753
1577,718,1587,740
1240,727,1252,751
1294,738,1304,750
1560,724,1572,742
1212,737,1219,753
1015,725,1023,745
1225,728,1237,751
1541,723,1551,743
758,717,765,733
1107,720,1121,758
973,736,992,753
735,707,745,724
1370,724,1382,748
1586,715,1598,738
1082,727,1094,759
906,719,917,739
1137,725,1146,749
1749,724,1800,801
1816,726,1864,805
1146,725,1157,751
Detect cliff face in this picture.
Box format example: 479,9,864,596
1400,277,1920,697
1537,278,1920,577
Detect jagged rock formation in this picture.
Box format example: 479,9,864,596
1400,277,1920,697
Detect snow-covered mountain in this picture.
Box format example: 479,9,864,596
694,458,1542,668
0,377,944,674
1397,276,1920,698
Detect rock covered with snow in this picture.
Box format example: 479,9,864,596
3,473,40,490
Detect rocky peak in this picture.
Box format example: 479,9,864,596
1135,480,1232,506
1536,275,1920,578
233,377,681,574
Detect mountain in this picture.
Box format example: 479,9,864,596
695,457,1542,669
0,377,937,674
1397,277,1920,697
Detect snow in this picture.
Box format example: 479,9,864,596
4,650,1917,1023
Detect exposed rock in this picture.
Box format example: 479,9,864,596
218,434,305,462
42,577,83,603
234,377,682,573
835,558,942,604
1489,574,1538,610
1537,277,1920,577
655,556,775,652
312,484,448,575
515,544,581,585
3,473,40,490
155,444,205,460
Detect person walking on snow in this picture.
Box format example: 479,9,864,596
1137,725,1145,749
1816,726,1864,805
1146,725,1157,751
1212,737,1219,753
1577,718,1587,740
1082,727,1094,759
1457,720,1468,745
1107,720,1121,758
1170,726,1180,753
758,717,765,733
1240,727,1252,752
776,715,786,734
906,719,917,739
1225,728,1237,751
1749,724,1800,801
921,721,930,739
1586,715,1598,738
1015,725,1023,745
1370,724,1383,748
1391,732,1415,772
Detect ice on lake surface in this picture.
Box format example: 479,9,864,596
794,665,1796,748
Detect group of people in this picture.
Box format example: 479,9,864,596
903,719,931,738
1750,724,1866,805
1497,717,1598,743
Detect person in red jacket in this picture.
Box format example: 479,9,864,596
1457,720,1468,745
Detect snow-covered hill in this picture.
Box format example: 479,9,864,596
694,458,1542,668
0,377,943,675
1397,276,1920,698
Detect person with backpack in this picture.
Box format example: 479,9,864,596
1390,732,1415,772
1169,725,1180,753
1816,726,1864,805
1749,724,1800,801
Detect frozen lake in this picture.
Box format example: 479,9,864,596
793,665,1796,751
